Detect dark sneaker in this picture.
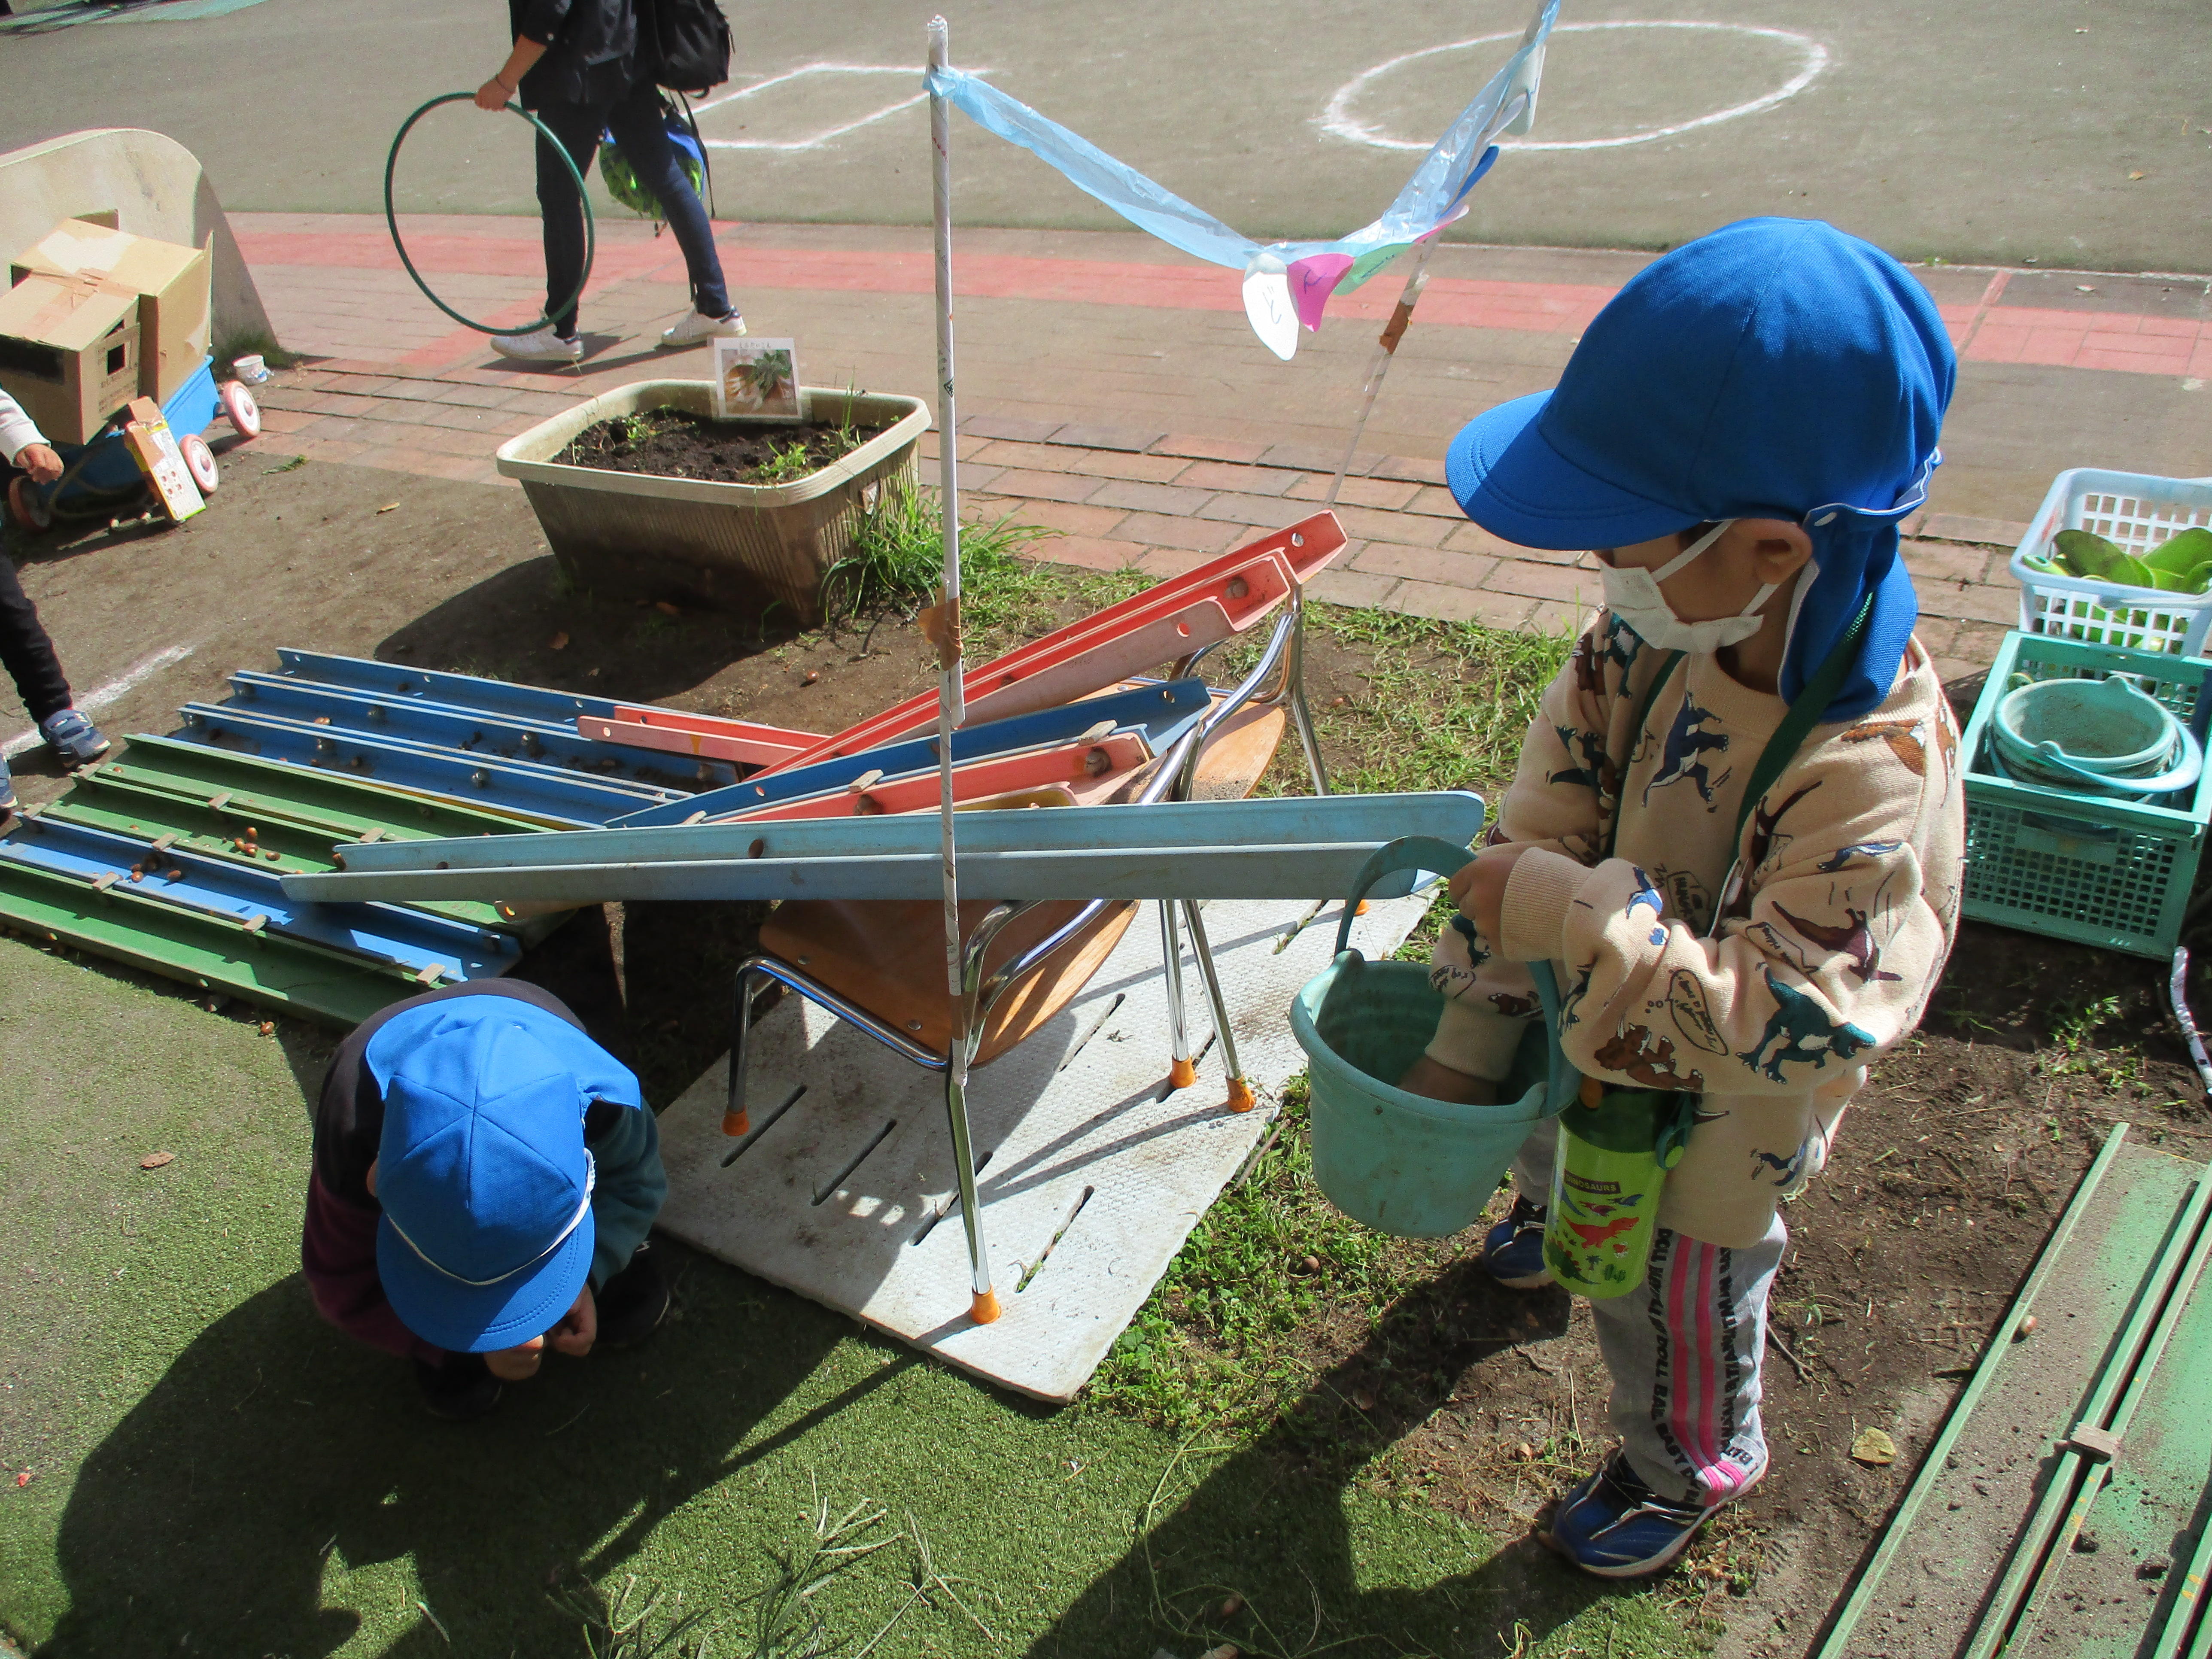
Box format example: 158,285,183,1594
40,709,109,769
0,751,14,814
413,1352,502,1422
1483,1194,1553,1288
595,1250,668,1350
1545,1452,1729,1577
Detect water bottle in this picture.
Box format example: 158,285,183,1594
1544,1076,1697,1297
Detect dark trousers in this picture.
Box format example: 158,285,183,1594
0,543,71,726
533,76,731,339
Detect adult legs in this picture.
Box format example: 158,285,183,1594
0,543,73,725
602,79,732,318
1588,1215,1783,1507
531,99,607,340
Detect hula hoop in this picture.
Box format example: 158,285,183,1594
383,91,596,337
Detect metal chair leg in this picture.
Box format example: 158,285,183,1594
1159,899,1196,1089
947,901,1019,1325
724,966,760,1136
1286,587,1331,797
941,1025,999,1324
1180,899,1255,1112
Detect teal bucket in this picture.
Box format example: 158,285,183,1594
1291,837,1575,1238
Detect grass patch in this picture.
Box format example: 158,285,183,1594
820,484,1147,635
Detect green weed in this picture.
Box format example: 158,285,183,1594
818,484,1060,627
751,439,820,486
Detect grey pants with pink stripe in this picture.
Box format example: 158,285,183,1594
1515,1128,1781,1507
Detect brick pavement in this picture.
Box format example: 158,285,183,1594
228,213,2212,681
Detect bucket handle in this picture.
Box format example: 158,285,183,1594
1332,836,1479,958
1332,836,1579,1116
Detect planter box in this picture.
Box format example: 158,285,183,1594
495,381,931,625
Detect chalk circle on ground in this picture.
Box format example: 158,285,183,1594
1322,20,1830,153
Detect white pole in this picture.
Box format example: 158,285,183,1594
928,15,965,1000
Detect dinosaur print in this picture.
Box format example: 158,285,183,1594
1842,718,1928,777
1488,990,1540,1018
1934,707,1960,786
1816,839,1905,875
1772,903,1903,986
1548,724,1618,802
1567,1215,1640,1252
1626,868,1668,944
1447,913,1491,965
1737,968,1880,1082
1667,969,1728,1054
1592,1023,1706,1092
1745,782,1822,874
1571,614,1644,699
1644,695,1732,805
1751,1146,1808,1186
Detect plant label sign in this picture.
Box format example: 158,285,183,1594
713,337,800,421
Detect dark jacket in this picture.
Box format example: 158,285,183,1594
300,979,666,1361
510,0,637,109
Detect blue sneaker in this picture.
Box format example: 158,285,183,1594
1483,1194,1553,1288
40,709,109,769
0,750,14,814
1545,1452,1725,1577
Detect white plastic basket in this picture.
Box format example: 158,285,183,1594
2008,468,2212,656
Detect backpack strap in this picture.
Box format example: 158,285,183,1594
1729,595,1874,850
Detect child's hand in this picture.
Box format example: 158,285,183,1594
17,444,62,484
485,1338,545,1382
547,1284,597,1357
1448,843,1533,944
1398,1054,1500,1104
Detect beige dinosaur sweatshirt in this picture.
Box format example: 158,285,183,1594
1428,611,1966,1247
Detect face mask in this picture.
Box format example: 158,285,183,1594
1595,519,1777,652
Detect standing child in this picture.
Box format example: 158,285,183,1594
1,388,112,814
1401,218,1965,1576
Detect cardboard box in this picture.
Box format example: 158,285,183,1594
12,218,211,402
0,271,141,445
122,395,204,522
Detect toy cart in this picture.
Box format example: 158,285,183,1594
6,357,261,532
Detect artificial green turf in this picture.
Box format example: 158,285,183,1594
0,936,1700,1657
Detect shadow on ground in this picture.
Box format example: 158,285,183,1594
35,1252,859,1658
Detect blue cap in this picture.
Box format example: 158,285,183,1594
1446,217,1955,720
369,997,643,1354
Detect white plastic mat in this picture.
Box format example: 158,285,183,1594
655,891,1430,1401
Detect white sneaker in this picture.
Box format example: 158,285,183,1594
659,308,746,349
492,326,583,363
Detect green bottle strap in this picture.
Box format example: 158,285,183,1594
1596,597,1873,863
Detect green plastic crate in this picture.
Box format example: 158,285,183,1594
1960,631,2212,958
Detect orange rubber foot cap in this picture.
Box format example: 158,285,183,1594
1226,1076,1257,1112
1355,899,1371,915
1168,1056,1199,1089
970,1288,1003,1324
721,1109,751,1137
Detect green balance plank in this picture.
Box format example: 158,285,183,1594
40,775,521,939
0,855,428,1027
92,734,562,837
80,735,577,943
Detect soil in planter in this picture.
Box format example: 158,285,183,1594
558,408,892,486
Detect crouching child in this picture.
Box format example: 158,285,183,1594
1401,218,1966,1576
302,980,669,1420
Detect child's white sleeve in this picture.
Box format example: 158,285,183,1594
0,389,48,465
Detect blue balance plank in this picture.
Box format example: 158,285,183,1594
275,650,626,727
283,791,1486,905
173,703,681,826
610,678,1215,828
225,671,741,792
3,816,518,981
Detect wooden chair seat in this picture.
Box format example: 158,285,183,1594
758,696,1291,1068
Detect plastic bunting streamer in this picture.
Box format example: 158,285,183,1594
923,0,1557,359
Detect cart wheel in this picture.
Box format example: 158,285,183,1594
180,433,220,494
219,380,261,439
7,475,51,532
